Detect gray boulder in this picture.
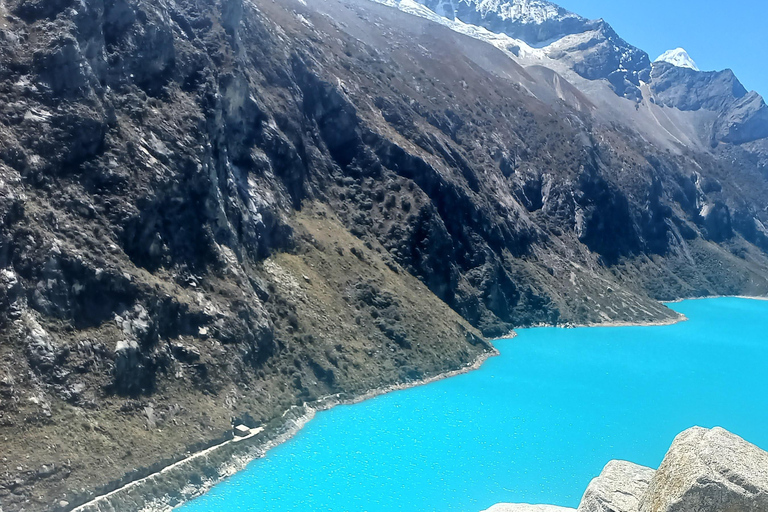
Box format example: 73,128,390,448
483,427,768,512
578,460,655,512
24,315,60,371
639,427,768,512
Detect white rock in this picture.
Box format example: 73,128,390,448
578,460,655,512
233,424,251,437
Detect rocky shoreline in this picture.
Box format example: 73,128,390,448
66,348,499,512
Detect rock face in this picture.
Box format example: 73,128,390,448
639,427,768,512
650,63,768,144
578,461,655,512
488,427,768,512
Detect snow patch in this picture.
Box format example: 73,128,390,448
467,0,583,25
371,0,550,60
655,47,699,71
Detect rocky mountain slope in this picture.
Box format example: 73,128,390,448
0,0,767,509
391,0,768,146
385,0,652,99
484,426,768,512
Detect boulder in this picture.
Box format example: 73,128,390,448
639,427,768,512
483,427,768,512
578,460,655,512
24,315,59,371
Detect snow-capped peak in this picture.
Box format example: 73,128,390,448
414,0,583,26
470,0,582,25
655,48,699,71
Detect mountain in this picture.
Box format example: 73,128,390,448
420,0,589,41
382,0,768,147
0,0,768,510
655,47,699,71
393,0,652,99
649,62,768,144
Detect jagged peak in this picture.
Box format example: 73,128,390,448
469,0,583,25
655,48,699,71
417,0,584,25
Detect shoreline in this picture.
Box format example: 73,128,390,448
663,294,768,304
514,314,688,331
67,295,765,512
566,314,688,329
68,347,500,512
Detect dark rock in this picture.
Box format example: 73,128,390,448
651,63,747,112
700,202,733,242
112,339,153,396
23,316,60,372
171,343,201,363
13,0,74,22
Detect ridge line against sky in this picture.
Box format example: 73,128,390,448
555,0,766,98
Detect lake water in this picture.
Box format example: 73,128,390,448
178,298,768,511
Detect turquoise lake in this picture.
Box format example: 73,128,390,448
178,298,768,511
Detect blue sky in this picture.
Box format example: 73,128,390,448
557,0,767,97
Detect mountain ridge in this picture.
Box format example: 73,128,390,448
381,0,768,146
401,0,652,98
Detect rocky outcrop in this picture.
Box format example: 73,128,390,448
486,427,768,512
578,461,654,512
650,64,748,112
639,427,768,512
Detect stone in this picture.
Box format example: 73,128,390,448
23,315,59,371
639,427,768,512
578,460,655,512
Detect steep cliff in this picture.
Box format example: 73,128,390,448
0,0,767,509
